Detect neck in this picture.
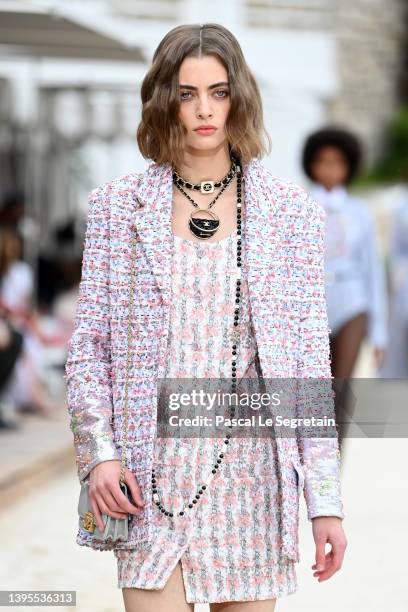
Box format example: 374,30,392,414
175,145,233,183
319,182,343,192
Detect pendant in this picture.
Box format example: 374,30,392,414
189,209,219,239
200,181,215,194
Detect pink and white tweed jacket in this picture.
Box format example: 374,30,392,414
64,157,345,561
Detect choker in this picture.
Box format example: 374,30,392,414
172,157,238,195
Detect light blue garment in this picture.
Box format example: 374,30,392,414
389,194,408,294
311,184,388,349
378,194,408,377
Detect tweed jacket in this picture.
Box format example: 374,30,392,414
64,157,345,562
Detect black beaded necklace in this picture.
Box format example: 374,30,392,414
151,161,243,518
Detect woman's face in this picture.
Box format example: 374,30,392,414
310,146,349,190
178,55,231,155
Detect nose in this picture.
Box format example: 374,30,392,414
196,94,213,119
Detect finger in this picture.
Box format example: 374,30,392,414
95,491,130,520
324,537,346,575
315,562,338,582
93,472,142,515
100,488,131,516
330,539,346,571
314,537,328,572
103,482,140,514
314,541,346,581
311,550,332,570
90,495,105,533
115,486,141,514
313,550,334,578
105,484,140,515
311,551,331,576
124,471,147,509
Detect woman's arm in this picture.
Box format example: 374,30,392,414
296,191,345,521
64,187,121,484
296,189,347,581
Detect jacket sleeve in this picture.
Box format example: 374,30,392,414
64,187,121,484
296,191,345,521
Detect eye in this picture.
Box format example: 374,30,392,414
180,90,229,101
215,90,229,98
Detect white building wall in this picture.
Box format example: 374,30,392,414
0,0,404,219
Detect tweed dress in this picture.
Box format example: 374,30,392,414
114,231,298,604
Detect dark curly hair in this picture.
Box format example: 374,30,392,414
302,126,363,185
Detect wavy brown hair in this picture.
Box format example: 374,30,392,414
136,23,271,168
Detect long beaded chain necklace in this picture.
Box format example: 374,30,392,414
172,157,238,240
151,160,244,518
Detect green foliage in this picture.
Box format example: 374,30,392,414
358,104,408,186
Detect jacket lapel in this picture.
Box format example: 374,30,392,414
132,158,276,309
132,161,174,306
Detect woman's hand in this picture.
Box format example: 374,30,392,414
88,460,146,533
311,516,347,582
373,346,386,370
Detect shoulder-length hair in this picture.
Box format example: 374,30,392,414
137,23,271,168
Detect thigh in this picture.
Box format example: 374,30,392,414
210,598,277,612
330,311,368,380
330,312,368,449
121,560,193,612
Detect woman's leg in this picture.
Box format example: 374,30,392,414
210,598,277,611
121,560,193,612
329,311,368,451
330,312,368,380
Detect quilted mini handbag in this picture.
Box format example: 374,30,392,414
77,230,138,542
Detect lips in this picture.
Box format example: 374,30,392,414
195,127,217,135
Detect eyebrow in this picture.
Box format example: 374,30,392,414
179,82,229,90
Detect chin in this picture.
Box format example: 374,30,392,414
185,142,220,154
187,137,227,152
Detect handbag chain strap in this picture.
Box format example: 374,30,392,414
120,229,137,486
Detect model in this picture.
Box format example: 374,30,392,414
302,127,388,380
65,23,347,612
